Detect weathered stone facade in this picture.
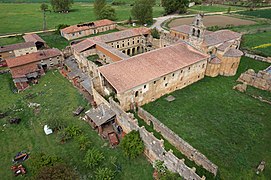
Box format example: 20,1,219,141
237,69,271,91
168,14,243,78
61,19,116,40
111,59,207,110
138,107,218,175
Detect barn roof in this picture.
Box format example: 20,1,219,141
23,34,45,43
0,42,36,53
89,27,150,43
6,48,61,68
61,19,115,34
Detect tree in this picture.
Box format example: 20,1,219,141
50,0,74,12
36,164,78,180
40,3,48,11
40,3,49,31
120,130,144,159
131,0,153,24
99,5,116,20
161,0,189,14
94,0,106,19
83,148,104,168
151,28,160,39
95,167,115,180
56,24,69,34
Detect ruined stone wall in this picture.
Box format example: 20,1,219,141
92,86,110,107
244,52,271,63
138,107,218,175
237,69,271,91
109,99,205,180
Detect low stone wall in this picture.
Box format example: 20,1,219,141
138,107,218,176
109,99,205,180
244,52,271,63
237,69,271,91
0,69,9,74
92,87,110,107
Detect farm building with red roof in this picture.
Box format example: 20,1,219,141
60,19,116,40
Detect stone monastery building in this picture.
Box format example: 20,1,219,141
72,14,243,110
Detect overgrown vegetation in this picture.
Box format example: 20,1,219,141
143,57,271,179
120,130,144,159
0,71,153,179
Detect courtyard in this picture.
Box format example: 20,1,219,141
0,71,153,179
143,57,271,179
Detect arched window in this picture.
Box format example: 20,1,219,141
192,28,195,36
196,19,199,26
135,91,138,97
197,29,200,38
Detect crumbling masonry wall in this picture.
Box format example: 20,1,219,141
109,98,205,180
138,107,218,176
237,69,271,91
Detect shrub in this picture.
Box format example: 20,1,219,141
36,163,78,180
120,130,144,159
28,152,62,175
83,148,104,168
95,167,115,180
76,134,91,151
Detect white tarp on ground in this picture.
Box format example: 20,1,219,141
44,125,53,135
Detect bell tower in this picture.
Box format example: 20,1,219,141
189,13,205,48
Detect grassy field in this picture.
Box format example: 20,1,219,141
241,31,271,57
237,9,271,19
0,29,120,50
0,3,164,35
143,57,271,179
0,71,153,179
188,4,245,13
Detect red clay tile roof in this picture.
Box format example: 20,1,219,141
95,41,130,60
204,30,241,46
72,39,96,53
99,42,209,93
170,25,213,35
223,48,243,57
217,41,233,51
11,63,40,78
61,19,115,34
23,34,45,43
89,27,150,43
72,39,129,60
209,57,221,64
0,42,36,53
171,25,191,34
6,48,61,68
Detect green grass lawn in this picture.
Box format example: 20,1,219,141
0,71,153,179
237,9,271,19
0,3,164,35
0,29,120,50
241,31,271,57
189,4,245,13
143,57,271,179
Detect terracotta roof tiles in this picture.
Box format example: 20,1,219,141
61,19,115,34
23,34,45,43
6,48,62,68
89,27,150,43
0,42,36,53
99,42,209,93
